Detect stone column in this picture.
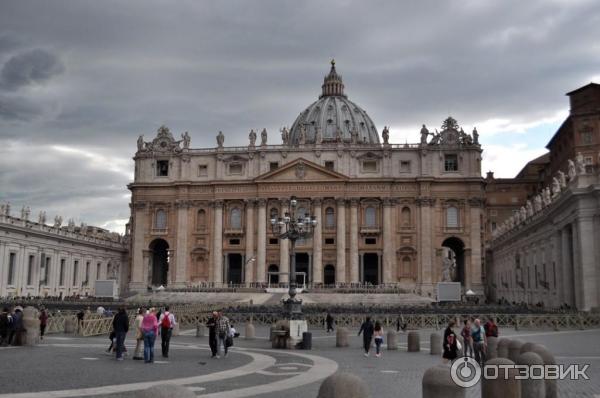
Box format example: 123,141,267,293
130,202,147,291
575,216,597,310
382,198,395,284
312,199,323,284
560,226,575,307
256,199,267,283
349,199,359,284
417,197,434,294
279,199,290,284
174,200,189,286
469,198,483,291
244,199,255,285
336,198,346,284
212,201,223,285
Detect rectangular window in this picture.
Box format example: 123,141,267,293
27,255,35,285
365,238,377,245
229,238,240,245
325,238,335,245
446,206,459,228
198,164,208,176
400,160,411,173
362,160,378,172
444,154,458,171
324,161,334,171
8,253,16,285
269,162,279,171
156,160,169,176
581,131,593,145
73,260,79,286
60,259,66,286
45,257,51,285
229,163,243,174
269,238,278,245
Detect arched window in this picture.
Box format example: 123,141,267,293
365,206,376,227
155,209,167,229
325,207,335,227
401,207,411,227
447,206,459,228
402,256,412,277
197,209,206,230
230,207,242,229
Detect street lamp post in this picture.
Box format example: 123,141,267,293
270,196,317,319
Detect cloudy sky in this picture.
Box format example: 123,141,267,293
1,0,599,234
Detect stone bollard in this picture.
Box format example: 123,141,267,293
137,384,196,398
64,317,76,334
22,306,40,346
430,333,442,355
496,338,511,359
317,372,370,398
196,324,205,338
172,323,180,337
519,342,536,354
407,331,420,352
487,336,499,360
508,339,524,363
481,357,521,398
336,327,349,347
245,322,255,340
530,344,557,398
422,364,466,398
387,330,398,350
517,351,546,398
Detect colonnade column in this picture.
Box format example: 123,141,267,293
212,201,223,285
575,217,597,311
256,199,267,284
279,199,290,284
560,226,574,307
382,198,395,284
336,198,346,284
244,199,255,285
349,199,359,284
174,200,189,286
312,199,323,284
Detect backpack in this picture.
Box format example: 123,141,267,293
161,312,171,329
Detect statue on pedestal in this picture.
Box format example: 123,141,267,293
472,127,479,144
315,127,322,145
216,131,225,148
526,200,534,217
280,127,289,145
21,206,30,220
552,177,561,198
248,129,257,147
557,170,567,188
137,135,144,151
53,215,63,228
441,257,455,282
519,206,527,222
260,128,268,146
38,211,46,225
576,152,586,174
534,194,542,212
181,131,191,149
298,125,306,145
420,124,429,145
543,187,552,207
568,159,576,180
382,126,390,145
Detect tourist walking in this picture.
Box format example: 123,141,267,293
373,321,384,358
358,316,374,357
206,311,218,358
326,312,334,333
112,307,129,361
8,307,23,346
158,306,176,358
133,308,145,360
484,317,499,338
443,332,459,363
216,312,231,357
39,308,48,340
142,308,159,363
461,319,473,358
471,318,487,365
0,307,10,345
76,309,85,334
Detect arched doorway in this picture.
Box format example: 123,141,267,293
295,253,309,285
363,253,379,285
324,264,335,285
441,237,465,285
268,264,279,285
227,253,242,284
149,239,169,286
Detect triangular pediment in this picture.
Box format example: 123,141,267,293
255,158,348,182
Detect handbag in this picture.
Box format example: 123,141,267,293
456,339,462,351
225,335,233,347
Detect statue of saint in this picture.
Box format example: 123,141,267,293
216,131,225,148
137,135,144,151
557,170,567,188
260,128,268,146
472,127,479,144
552,177,561,198
526,200,534,217
54,215,63,228
520,206,527,221
534,194,543,212
298,125,306,145
38,211,46,224
382,126,390,145
335,128,343,143
248,129,257,147
543,187,552,206
420,124,429,144
441,257,453,282
182,131,191,149
315,127,322,145
568,159,576,181
280,127,289,145
576,152,586,174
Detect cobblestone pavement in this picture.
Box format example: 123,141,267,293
0,325,598,397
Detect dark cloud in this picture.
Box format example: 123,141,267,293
0,0,599,232
0,48,65,91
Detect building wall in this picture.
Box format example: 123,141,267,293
0,215,128,297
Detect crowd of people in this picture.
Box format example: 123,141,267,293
442,316,499,365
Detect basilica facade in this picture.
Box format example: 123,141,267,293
128,62,486,297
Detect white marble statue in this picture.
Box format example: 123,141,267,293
568,159,577,181
441,256,455,282
382,126,390,145
526,200,534,217
420,124,429,144
248,129,257,147
552,177,561,198
137,135,144,151
315,127,322,145
472,127,479,144
534,194,543,212
557,170,567,188
53,215,63,228
67,218,75,232
182,131,190,149
21,206,30,220
576,152,586,174
260,128,268,146
280,127,289,145
38,211,46,224
543,187,552,206
298,125,306,145
520,206,527,222
216,131,225,148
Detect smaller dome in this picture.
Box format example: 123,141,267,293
288,61,380,146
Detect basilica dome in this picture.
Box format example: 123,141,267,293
287,61,380,146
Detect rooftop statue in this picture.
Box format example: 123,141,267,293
216,131,225,148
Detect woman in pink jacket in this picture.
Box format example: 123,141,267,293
141,308,158,363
